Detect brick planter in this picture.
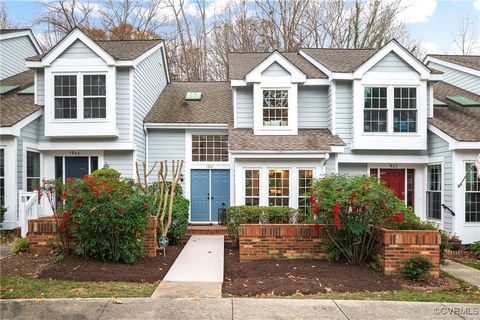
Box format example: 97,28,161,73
374,228,441,278
27,215,158,257
238,224,441,278
238,224,328,261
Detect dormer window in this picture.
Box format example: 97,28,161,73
394,87,417,132
364,87,387,133
263,89,288,126
83,75,106,118
54,75,77,119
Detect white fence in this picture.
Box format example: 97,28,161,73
18,191,38,237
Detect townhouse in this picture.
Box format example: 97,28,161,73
0,28,478,242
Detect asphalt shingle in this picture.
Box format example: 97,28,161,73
428,54,480,71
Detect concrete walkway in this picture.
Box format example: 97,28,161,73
1,298,479,320
152,235,224,298
441,260,480,288
0,243,13,259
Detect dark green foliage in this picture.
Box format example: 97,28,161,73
440,230,449,264
0,206,6,225
90,167,122,180
401,254,433,281
470,241,480,258
226,206,301,245
323,240,345,263
166,195,190,245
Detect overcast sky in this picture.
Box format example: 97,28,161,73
4,0,480,54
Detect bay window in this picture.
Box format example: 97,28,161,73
465,163,480,222
364,87,387,132
263,90,288,126
426,164,441,220
245,170,260,206
268,169,289,207
394,88,417,132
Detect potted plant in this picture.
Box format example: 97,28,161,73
448,234,462,251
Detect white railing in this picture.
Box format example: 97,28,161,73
18,191,38,237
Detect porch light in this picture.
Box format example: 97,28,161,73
185,91,202,101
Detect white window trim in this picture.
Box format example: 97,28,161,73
24,148,41,192
426,162,443,222
464,161,480,224
298,168,315,214
267,168,291,207
244,169,260,206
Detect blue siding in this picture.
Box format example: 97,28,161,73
57,39,101,61
116,68,130,141
147,129,186,182
335,81,353,152
36,69,44,106
261,62,290,77
370,52,416,73
298,86,328,128
427,61,480,94
236,87,253,128
133,48,168,163
427,131,453,232
104,151,134,178
0,35,39,80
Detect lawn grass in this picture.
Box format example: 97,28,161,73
0,276,157,299
460,261,480,270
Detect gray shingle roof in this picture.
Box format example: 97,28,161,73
27,39,162,61
0,29,31,34
228,52,327,79
144,82,232,124
0,70,41,127
229,128,345,152
301,48,378,73
428,81,480,142
428,54,480,71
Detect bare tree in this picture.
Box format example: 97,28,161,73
453,14,480,55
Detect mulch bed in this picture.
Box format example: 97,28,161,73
223,246,454,297
1,246,183,283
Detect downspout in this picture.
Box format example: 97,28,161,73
323,153,330,176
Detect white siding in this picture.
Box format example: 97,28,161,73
335,81,353,152
36,69,45,105
236,86,253,128
338,163,368,176
0,36,38,80
261,62,290,77
298,86,328,128
116,67,130,141
427,61,480,94
104,151,134,178
147,129,186,181
370,52,415,73
427,131,453,232
133,48,168,163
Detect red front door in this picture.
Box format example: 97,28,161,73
379,169,405,201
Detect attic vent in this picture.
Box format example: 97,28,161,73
18,85,34,95
0,85,18,95
433,98,447,106
185,91,202,101
446,96,480,107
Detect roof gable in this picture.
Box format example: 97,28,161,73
369,51,416,73
56,39,103,62
245,51,306,83
0,29,43,54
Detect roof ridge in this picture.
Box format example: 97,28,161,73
301,47,378,51
429,54,480,57
95,39,162,42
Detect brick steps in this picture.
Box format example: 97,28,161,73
183,224,232,243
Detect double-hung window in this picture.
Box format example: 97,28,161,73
298,169,313,216
364,87,387,132
394,88,417,132
263,90,288,126
83,75,106,118
245,170,260,206
54,75,77,119
426,164,441,220
465,163,480,222
191,135,228,162
268,169,289,207
26,151,40,192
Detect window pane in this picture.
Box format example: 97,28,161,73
268,170,289,207
298,169,313,217
245,170,260,206
91,156,98,172
394,110,416,133
191,135,228,162
84,75,106,119
55,157,63,179
263,90,288,126
26,151,40,191
465,163,480,222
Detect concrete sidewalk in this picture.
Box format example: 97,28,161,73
152,235,224,298
1,298,479,320
441,260,480,288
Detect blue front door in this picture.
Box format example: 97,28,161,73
190,169,230,222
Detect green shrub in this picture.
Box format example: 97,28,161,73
470,241,480,258
323,240,345,263
448,235,462,251
226,206,301,245
401,254,433,281
12,237,29,254
51,252,64,263
391,208,438,230
57,169,150,263
0,206,6,225
310,175,412,264
166,195,190,245
440,230,449,264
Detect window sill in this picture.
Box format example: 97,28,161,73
51,119,110,123
361,133,420,137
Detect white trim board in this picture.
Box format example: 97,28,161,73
424,56,480,77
